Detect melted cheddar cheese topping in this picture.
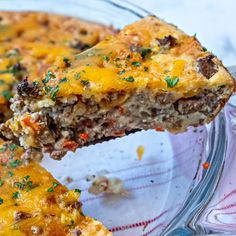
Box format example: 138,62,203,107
30,16,233,102
0,140,111,235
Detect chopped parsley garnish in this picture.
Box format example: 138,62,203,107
118,69,126,75
75,189,81,193
144,66,149,72
202,47,208,52
47,187,54,192
12,191,20,199
163,69,170,74
14,176,33,191
115,58,120,62
47,182,60,193
193,33,197,37
9,143,17,151
0,80,5,85
0,146,7,152
8,171,14,177
9,159,22,168
165,76,179,88
63,57,71,67
59,77,68,83
116,64,122,68
0,180,4,187
27,181,33,189
103,55,110,62
53,182,59,188
132,61,141,67
80,80,90,87
126,55,131,61
43,70,55,84
0,63,24,76
123,76,135,83
32,81,39,86
15,182,24,190
74,72,81,79
44,85,59,101
140,48,152,58
0,198,3,205
1,90,12,100
24,175,30,180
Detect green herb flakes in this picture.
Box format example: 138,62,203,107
12,191,20,199
0,198,3,205
75,189,81,193
165,76,179,88
63,57,71,67
0,146,7,153
14,182,24,190
0,180,4,187
47,187,54,193
53,182,59,188
0,80,5,85
118,69,126,75
1,90,12,100
80,80,90,87
8,171,14,177
74,72,81,80
103,55,110,62
44,85,59,101
9,159,22,168
132,61,141,67
140,48,152,58
24,175,30,180
59,77,68,84
47,182,60,193
123,76,135,83
43,70,55,84
9,143,17,151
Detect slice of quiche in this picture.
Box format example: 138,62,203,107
0,11,115,122
0,140,111,236
1,16,234,159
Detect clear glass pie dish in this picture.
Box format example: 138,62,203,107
0,0,236,235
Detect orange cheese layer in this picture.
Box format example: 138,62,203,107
31,16,233,101
0,11,114,119
0,140,111,235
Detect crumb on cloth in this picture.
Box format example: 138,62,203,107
88,176,127,196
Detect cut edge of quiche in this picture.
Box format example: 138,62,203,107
0,15,234,159
0,139,112,235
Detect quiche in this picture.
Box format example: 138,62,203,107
1,16,234,159
0,139,111,236
0,11,115,122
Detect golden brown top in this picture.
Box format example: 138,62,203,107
0,140,111,236
0,11,114,120
30,16,233,102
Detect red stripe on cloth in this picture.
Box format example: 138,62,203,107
109,210,169,232
142,223,165,236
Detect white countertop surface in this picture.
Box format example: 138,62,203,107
134,0,236,67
